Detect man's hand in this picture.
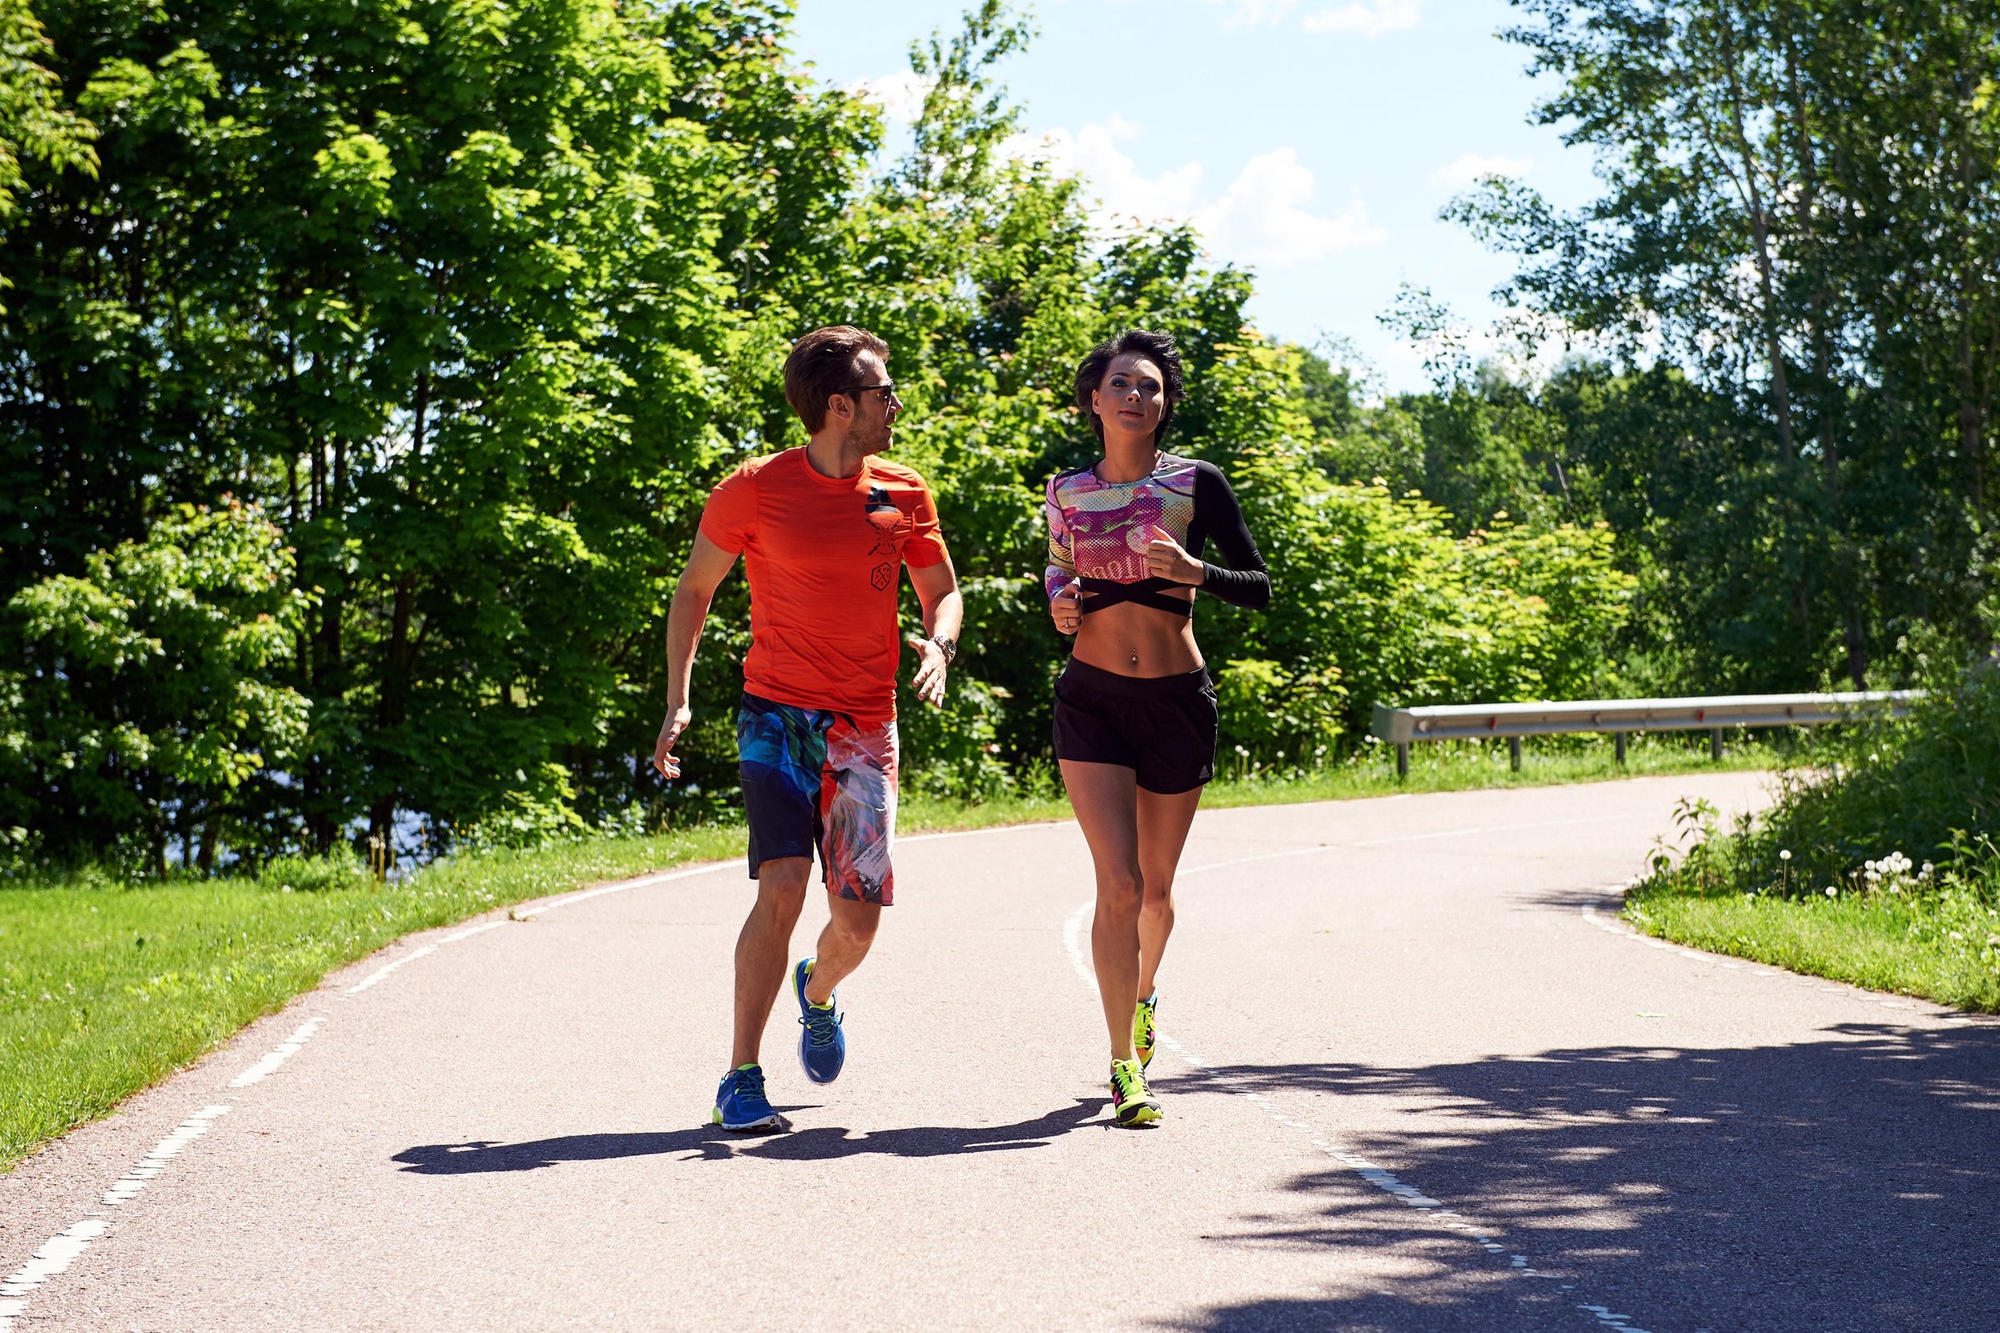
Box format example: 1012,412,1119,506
907,636,950,707
1050,578,1091,635
652,705,692,779
1144,525,1204,584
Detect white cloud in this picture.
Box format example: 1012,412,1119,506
1206,0,1301,26
1015,122,1385,270
1428,152,1533,188
846,71,935,124
1302,0,1422,35
1010,117,1205,221
1197,149,1388,266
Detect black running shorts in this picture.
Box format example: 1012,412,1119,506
1052,658,1218,794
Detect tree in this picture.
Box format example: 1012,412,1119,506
2,500,309,870
1452,0,2000,687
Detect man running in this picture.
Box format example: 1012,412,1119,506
652,325,962,1133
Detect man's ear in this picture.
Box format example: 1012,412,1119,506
825,392,854,427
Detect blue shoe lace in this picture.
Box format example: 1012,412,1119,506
799,1001,843,1049
730,1065,769,1104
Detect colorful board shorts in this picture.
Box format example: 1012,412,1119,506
737,691,900,905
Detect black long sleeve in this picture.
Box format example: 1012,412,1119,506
1187,461,1271,611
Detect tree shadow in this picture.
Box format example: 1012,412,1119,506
1167,1022,2000,1332
392,1095,1109,1173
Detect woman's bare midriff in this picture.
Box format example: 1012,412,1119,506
1069,595,1203,677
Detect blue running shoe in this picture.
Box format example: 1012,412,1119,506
713,1064,784,1132
793,957,846,1084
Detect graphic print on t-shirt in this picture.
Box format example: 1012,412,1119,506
696,448,949,720
863,484,910,571
1044,456,1198,596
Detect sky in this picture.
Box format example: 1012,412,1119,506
790,0,1604,394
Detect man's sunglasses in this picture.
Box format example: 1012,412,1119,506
848,381,901,405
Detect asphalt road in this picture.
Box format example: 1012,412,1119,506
4,773,1997,1332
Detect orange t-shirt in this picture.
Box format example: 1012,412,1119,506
698,448,949,720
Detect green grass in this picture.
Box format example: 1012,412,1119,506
1624,886,2000,1012
0,827,741,1171
1,731,1770,1172
902,730,1775,829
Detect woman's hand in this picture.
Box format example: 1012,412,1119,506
1050,579,1090,635
1144,526,1205,584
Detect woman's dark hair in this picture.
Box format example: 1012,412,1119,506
1074,329,1186,448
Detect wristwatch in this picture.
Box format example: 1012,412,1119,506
929,634,958,664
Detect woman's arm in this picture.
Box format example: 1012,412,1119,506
1190,462,1271,611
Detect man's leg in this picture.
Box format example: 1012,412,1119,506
802,892,879,1004
730,856,811,1069
805,713,896,1007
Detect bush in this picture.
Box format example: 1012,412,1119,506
1635,655,2000,911
256,851,372,893
0,501,311,873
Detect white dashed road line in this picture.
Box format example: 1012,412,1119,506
0,857,738,1331
228,1015,327,1086
0,1220,106,1329
1,1104,234,1331
14,832,1792,1332
1060,899,1659,1333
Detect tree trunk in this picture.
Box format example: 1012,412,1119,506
1716,8,1796,462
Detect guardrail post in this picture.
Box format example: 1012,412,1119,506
1395,741,1409,779
1508,736,1521,772
1710,727,1723,761
1614,731,1627,766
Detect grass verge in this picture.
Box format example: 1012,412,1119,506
1624,885,2000,1012
4,731,1770,1171
903,731,1775,829
1617,666,2000,1015
1,827,740,1171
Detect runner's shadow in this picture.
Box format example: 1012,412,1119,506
1166,1021,2000,1333
392,1096,1107,1174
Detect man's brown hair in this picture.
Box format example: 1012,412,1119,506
783,325,891,434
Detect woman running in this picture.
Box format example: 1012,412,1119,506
1045,329,1271,1126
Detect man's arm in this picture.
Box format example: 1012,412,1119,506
905,556,963,708
652,531,741,779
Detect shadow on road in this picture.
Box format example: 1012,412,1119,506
392,1096,1109,1173
1165,1022,2000,1333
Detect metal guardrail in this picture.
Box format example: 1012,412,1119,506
1369,690,1920,777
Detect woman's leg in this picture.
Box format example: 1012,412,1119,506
1135,784,1203,1000
1060,759,1144,1060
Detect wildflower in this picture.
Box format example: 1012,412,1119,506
1779,849,1792,862
1825,886,1837,897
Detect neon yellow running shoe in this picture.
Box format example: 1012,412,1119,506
1134,992,1159,1069
1109,1057,1161,1126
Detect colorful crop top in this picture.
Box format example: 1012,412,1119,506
1044,454,1271,617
